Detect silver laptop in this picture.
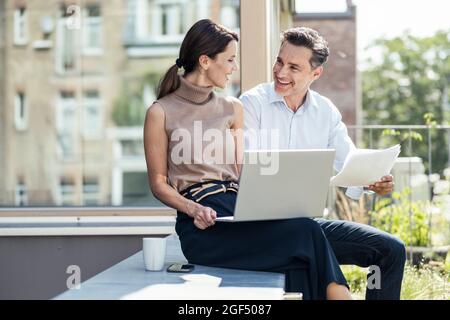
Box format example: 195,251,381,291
216,149,335,222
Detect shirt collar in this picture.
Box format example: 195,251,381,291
303,90,319,110
269,83,319,110
268,83,285,104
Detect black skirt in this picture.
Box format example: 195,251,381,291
175,183,348,300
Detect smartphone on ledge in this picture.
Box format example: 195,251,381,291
166,263,195,273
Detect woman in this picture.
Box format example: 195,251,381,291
144,19,352,300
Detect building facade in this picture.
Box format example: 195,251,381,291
0,0,240,207
294,0,360,128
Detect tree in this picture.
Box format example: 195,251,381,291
112,88,146,127
112,73,160,127
362,30,450,173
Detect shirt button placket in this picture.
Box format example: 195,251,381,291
289,114,296,149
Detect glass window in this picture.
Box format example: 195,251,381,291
14,92,27,131
15,181,28,206
160,3,183,36
220,0,240,30
1,0,241,208
14,7,27,45
83,4,102,54
83,177,100,205
59,178,76,206
122,172,163,206
82,90,102,140
56,20,78,73
57,91,77,157
130,0,188,42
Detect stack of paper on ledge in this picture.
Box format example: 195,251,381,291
330,144,401,187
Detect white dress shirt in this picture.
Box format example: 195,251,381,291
240,82,363,200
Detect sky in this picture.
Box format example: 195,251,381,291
296,0,450,62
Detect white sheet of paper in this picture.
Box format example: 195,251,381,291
330,144,401,187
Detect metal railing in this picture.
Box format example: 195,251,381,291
346,125,450,261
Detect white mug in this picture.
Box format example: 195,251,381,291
143,237,167,271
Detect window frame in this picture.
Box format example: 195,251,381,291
82,5,103,56
82,90,103,140
220,3,240,31
55,18,80,75
82,177,101,206
13,7,28,45
15,183,28,207
14,91,27,131
134,0,187,41
58,178,76,206
56,91,78,158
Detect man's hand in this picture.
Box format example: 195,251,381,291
368,175,394,196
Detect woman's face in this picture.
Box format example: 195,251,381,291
205,40,239,89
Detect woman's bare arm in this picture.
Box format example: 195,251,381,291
143,103,216,229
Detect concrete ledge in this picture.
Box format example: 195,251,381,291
0,234,151,299
0,226,175,237
0,216,176,237
56,235,286,300
0,207,176,217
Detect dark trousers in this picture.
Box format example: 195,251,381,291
178,181,407,300
315,218,407,300
176,190,349,300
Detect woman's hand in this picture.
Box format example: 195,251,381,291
186,200,217,230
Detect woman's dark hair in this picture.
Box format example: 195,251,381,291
157,19,239,99
281,27,329,69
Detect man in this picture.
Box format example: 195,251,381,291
240,27,406,300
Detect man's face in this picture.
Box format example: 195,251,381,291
273,42,322,98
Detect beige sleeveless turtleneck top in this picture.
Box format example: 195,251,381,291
155,76,239,192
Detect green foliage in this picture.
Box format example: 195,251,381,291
402,131,423,143
400,264,450,300
429,196,450,247
424,112,438,127
362,30,450,173
381,129,401,137
381,128,424,143
370,188,430,247
445,253,450,274
112,73,160,127
340,265,368,297
112,89,147,127
342,263,450,300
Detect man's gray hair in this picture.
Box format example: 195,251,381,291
281,27,330,68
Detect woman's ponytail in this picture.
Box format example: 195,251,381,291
156,64,181,100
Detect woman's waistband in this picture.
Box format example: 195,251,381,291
180,180,239,203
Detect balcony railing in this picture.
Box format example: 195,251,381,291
341,124,450,262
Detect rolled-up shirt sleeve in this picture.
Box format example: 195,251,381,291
328,104,364,200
